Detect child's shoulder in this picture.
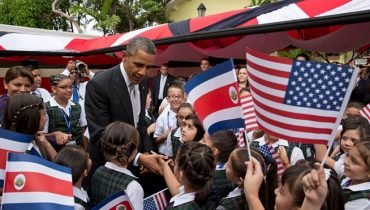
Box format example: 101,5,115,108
166,201,202,210
217,194,245,210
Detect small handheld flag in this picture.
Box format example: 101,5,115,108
92,191,133,210
143,188,168,210
1,153,74,209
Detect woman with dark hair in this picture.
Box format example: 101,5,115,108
0,66,34,124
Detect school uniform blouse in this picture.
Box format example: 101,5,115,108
167,186,200,209
216,187,245,210
154,108,177,156
333,153,346,179
341,177,370,210
74,186,89,210
103,162,144,210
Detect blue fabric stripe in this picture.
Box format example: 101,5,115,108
0,179,3,188
92,191,126,210
2,203,74,210
0,128,34,143
8,153,71,174
208,118,244,135
196,0,302,32
168,19,191,36
185,59,234,93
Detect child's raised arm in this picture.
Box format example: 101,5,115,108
243,158,265,210
301,163,328,210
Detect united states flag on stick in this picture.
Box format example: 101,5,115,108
360,103,370,123
0,128,34,188
92,191,133,210
240,93,259,131
1,153,74,210
143,188,168,210
246,49,358,145
185,59,244,135
258,143,285,178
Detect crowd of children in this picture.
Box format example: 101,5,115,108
0,62,370,210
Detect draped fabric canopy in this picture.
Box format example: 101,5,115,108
0,0,369,67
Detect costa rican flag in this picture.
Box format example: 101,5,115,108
185,59,245,135
1,153,74,209
0,128,34,187
92,191,133,210
246,48,358,145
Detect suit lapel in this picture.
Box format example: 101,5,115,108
112,66,134,125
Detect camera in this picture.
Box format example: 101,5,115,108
75,60,86,73
354,58,368,66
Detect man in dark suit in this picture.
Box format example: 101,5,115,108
85,37,162,188
151,63,175,117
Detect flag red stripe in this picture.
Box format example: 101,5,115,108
253,96,337,123
248,72,287,91
255,108,332,134
193,84,239,121
258,123,328,144
250,84,284,103
248,59,291,78
4,171,73,196
0,149,18,169
247,48,293,65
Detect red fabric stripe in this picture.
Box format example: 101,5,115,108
247,48,292,65
249,84,284,103
193,84,239,121
297,0,351,17
4,171,73,196
248,71,287,91
248,59,291,78
109,201,132,210
0,149,18,169
258,124,328,145
253,95,336,123
255,109,332,134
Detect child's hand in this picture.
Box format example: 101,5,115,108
54,131,72,145
330,145,340,158
35,131,48,145
244,158,264,199
301,163,328,208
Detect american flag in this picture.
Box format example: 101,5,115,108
143,188,168,210
246,49,358,145
360,103,370,122
233,128,246,147
258,143,284,178
240,93,258,131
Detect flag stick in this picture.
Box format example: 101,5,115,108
320,140,333,168
245,129,252,161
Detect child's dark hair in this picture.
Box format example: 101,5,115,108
282,165,344,210
341,115,370,142
49,74,69,86
4,66,34,85
100,121,139,165
176,142,215,204
231,147,277,210
2,93,44,135
53,145,88,185
210,129,238,163
184,113,205,141
167,80,185,95
355,142,370,170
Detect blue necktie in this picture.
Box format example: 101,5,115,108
72,85,79,103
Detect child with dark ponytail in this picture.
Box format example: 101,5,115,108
91,121,142,209
160,142,215,209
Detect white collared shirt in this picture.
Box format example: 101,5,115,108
253,135,304,165
120,62,140,128
43,97,87,133
341,178,370,210
333,153,346,179
105,162,143,210
225,187,242,198
169,186,196,207
154,108,177,156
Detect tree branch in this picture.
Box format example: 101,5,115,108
52,0,83,33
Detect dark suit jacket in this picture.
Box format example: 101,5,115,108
85,65,152,161
151,74,175,108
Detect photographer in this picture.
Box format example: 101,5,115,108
350,55,370,104
61,60,94,150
